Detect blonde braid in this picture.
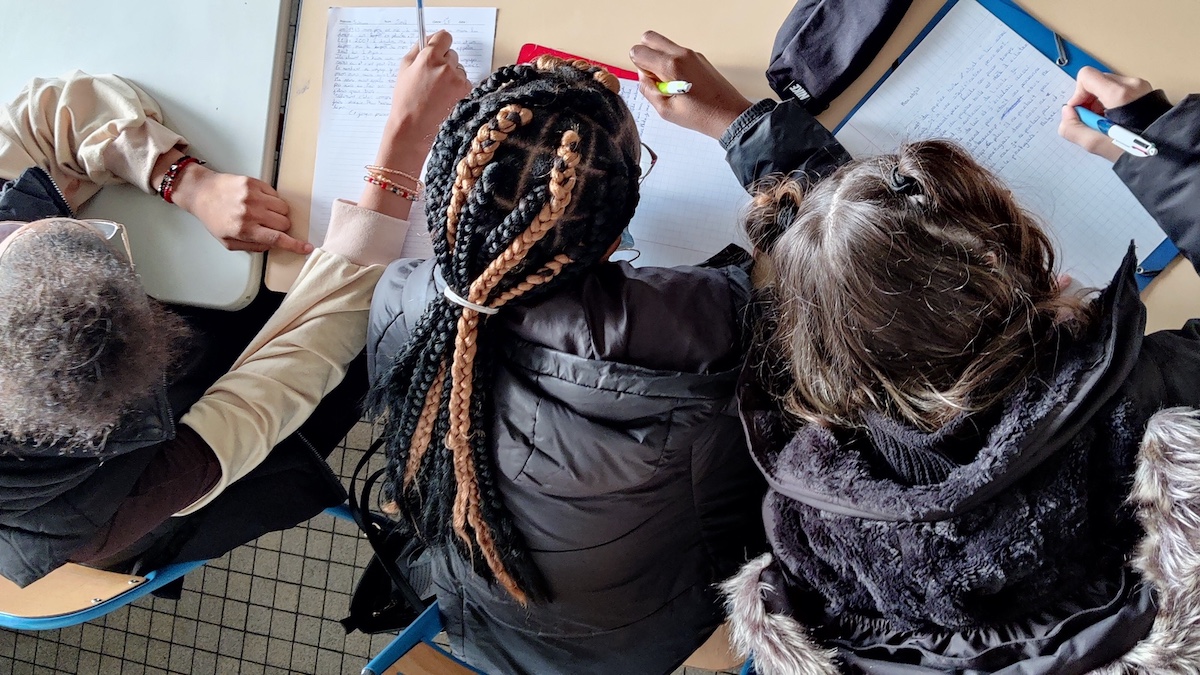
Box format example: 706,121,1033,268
469,130,582,299
491,255,574,308
446,105,533,247
440,128,585,605
533,55,620,94
403,360,447,488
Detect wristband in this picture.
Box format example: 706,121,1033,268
158,155,206,204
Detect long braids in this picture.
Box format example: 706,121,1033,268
369,57,641,603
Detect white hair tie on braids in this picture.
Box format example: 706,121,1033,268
434,265,499,315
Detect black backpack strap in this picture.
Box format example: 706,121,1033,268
346,436,427,615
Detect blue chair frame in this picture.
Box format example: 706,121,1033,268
361,601,483,675
360,599,753,675
0,505,355,631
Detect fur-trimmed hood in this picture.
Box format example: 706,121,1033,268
724,408,1200,674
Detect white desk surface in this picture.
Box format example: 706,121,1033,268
0,1,293,309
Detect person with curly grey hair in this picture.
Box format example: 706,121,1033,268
0,42,470,588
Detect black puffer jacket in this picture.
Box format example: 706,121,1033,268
722,95,1200,674
369,256,760,675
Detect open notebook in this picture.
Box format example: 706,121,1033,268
307,6,498,256
834,0,1166,289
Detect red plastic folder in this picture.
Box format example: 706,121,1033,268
516,44,640,81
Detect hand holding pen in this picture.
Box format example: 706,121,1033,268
629,31,753,140
1059,66,1156,162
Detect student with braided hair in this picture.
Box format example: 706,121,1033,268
367,55,772,673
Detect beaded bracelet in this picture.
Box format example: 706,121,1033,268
364,174,420,202
158,155,206,204
365,164,425,192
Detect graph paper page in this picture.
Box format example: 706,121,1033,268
835,0,1163,287
618,79,751,268
308,7,496,253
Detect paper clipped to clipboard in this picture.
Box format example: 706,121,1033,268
833,0,1170,289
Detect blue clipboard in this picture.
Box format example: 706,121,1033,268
836,0,1176,291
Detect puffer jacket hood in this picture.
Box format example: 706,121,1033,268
369,256,767,675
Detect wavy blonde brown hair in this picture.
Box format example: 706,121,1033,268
747,140,1092,432
0,219,187,450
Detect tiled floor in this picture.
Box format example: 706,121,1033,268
0,421,737,674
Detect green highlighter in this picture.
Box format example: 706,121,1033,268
656,80,692,95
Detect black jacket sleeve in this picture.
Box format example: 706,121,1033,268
1113,94,1200,273
721,99,852,191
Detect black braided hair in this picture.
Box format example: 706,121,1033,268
368,58,641,603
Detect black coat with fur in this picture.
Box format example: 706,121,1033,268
721,93,1200,674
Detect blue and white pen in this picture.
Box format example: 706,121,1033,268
415,0,426,47
1073,106,1158,157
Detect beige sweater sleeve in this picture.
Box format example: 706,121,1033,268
0,71,186,206
176,201,410,514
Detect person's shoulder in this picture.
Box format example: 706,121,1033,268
368,258,433,375
509,261,752,373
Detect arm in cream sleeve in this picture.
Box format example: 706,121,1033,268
0,71,186,209
175,199,410,514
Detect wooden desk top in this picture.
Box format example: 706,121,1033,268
277,0,1199,330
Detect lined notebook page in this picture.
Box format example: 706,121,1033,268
618,80,751,268
835,0,1163,288
308,7,497,252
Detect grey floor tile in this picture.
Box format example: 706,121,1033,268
280,528,308,556
145,639,171,670
221,599,248,632
315,648,344,674
274,582,301,614
77,650,102,674
277,553,305,585
33,638,57,668
246,605,273,636
242,632,268,664
195,622,221,653
171,617,198,648
294,615,323,648
216,655,242,673
192,649,218,675
216,627,244,659
201,568,229,597
268,611,296,642
124,634,149,663
167,643,194,673
198,595,225,625
100,627,126,657
265,637,292,669
99,654,124,673
249,576,276,608
55,644,80,671
226,571,252,601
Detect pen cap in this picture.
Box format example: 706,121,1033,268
768,0,914,113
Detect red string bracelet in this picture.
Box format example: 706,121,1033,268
158,155,205,204
363,174,420,202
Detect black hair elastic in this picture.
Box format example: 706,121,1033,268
889,165,920,195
